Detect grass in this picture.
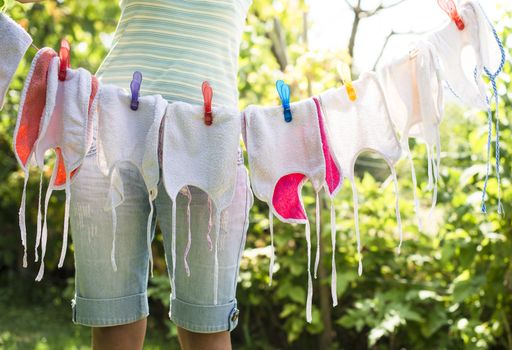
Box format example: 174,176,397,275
0,275,181,350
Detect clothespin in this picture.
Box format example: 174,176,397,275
438,0,465,31
409,47,420,59
58,39,70,81
202,81,213,126
276,80,292,122
130,71,142,111
337,62,357,102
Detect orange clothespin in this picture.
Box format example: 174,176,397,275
202,81,213,126
58,39,70,81
337,62,357,102
438,0,465,31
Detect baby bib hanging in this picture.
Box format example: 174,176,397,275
378,39,444,228
244,97,341,323
32,64,99,281
156,101,242,306
318,71,403,277
13,47,58,270
427,0,506,213
96,84,167,277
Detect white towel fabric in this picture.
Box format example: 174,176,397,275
0,13,32,110
157,101,241,306
96,84,167,277
32,65,99,281
318,71,403,276
13,47,58,270
426,0,502,108
243,97,327,323
378,39,444,228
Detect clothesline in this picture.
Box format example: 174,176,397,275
0,0,506,325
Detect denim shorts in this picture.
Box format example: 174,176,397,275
69,141,254,333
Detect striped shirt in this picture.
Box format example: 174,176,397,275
95,0,252,108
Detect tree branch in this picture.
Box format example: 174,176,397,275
372,29,430,70
364,0,408,17
344,0,355,10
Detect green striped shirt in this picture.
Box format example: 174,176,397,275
95,0,252,108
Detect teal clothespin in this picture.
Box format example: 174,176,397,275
276,80,292,122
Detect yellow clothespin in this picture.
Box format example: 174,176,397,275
337,62,357,102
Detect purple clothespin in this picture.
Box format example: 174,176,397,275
130,71,142,111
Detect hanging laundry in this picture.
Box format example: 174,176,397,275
13,47,58,270
96,84,167,277
152,101,242,306
427,0,502,108
0,13,32,110
243,97,341,323
378,39,444,228
318,71,403,277
427,0,506,213
31,62,99,281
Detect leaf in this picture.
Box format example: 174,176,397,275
289,285,306,304
452,275,486,303
389,304,424,323
279,303,297,318
420,305,448,337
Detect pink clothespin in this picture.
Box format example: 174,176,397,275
438,0,465,31
202,81,213,126
58,39,70,81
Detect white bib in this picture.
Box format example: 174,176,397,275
426,0,502,109
13,48,58,272
0,13,32,110
157,101,241,306
96,84,168,276
378,40,444,228
318,71,403,277
32,64,99,281
243,97,334,323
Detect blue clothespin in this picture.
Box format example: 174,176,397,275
130,71,142,111
276,80,292,122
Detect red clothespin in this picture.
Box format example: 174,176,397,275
58,39,70,81
438,0,465,31
202,81,213,126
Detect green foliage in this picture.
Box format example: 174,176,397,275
0,1,511,349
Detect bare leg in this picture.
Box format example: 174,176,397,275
91,316,148,350
177,327,231,350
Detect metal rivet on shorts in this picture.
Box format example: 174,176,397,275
231,308,239,322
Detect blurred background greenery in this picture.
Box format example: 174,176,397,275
0,0,511,349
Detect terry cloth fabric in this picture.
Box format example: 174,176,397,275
32,65,99,281
318,71,403,277
243,97,341,323
378,39,444,229
156,101,242,307
96,84,167,277
0,13,32,110
427,0,506,213
426,0,502,109
12,47,58,270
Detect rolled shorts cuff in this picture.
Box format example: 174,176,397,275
71,291,149,327
169,296,240,333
